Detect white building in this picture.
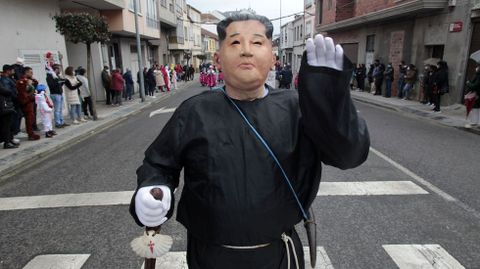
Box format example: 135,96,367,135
0,0,70,87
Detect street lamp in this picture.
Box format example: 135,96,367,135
134,0,146,102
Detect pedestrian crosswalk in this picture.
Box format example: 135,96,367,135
21,244,465,269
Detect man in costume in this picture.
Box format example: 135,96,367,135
130,14,369,269
16,67,40,140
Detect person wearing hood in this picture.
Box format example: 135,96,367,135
35,84,56,138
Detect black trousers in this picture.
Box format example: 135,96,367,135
374,78,383,95
105,88,111,105
433,93,441,111
186,229,305,269
82,97,94,117
0,113,13,143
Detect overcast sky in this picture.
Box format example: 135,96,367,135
186,0,304,35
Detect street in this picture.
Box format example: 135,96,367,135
0,82,479,269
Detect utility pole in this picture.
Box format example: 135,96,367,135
134,0,146,102
279,0,282,65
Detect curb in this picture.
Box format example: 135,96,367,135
352,95,480,136
0,81,195,182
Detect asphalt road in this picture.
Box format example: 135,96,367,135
0,83,479,269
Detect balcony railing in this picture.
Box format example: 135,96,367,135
169,36,184,45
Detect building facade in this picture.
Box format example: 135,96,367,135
316,0,478,104
0,0,70,87
280,21,294,67
201,29,219,64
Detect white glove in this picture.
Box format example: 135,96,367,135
135,185,171,227
306,34,344,71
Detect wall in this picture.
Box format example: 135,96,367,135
65,42,105,102
0,0,69,86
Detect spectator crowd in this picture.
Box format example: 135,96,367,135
0,52,198,150
350,59,450,113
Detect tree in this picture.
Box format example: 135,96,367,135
53,12,111,120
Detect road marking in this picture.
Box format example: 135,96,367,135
140,247,334,269
22,254,90,269
317,181,428,196
370,147,480,220
0,180,427,211
149,107,176,117
383,244,465,269
0,191,134,211
304,247,335,269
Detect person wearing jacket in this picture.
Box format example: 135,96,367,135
432,61,448,112
76,68,94,119
46,64,68,128
130,14,369,269
402,64,417,100
355,64,366,92
110,69,125,106
101,66,112,105
0,65,22,140
16,67,40,140
123,69,134,100
63,66,84,124
466,63,480,126
384,63,394,98
0,83,18,148
372,60,384,95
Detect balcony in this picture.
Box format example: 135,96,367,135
159,5,177,28
318,0,447,33
59,0,124,10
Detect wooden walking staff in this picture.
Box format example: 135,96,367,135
131,188,173,269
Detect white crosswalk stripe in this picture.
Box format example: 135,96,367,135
317,181,429,196
140,247,334,269
383,244,465,269
0,181,428,211
22,254,90,269
0,191,134,211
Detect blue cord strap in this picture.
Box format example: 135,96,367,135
219,88,309,220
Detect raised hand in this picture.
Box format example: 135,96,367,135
306,34,344,71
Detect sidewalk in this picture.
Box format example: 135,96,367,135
350,90,480,135
0,80,196,180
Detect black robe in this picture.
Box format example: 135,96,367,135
130,53,370,266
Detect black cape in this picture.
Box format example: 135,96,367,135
130,53,370,246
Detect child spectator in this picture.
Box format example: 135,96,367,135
35,84,56,138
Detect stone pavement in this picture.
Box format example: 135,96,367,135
0,80,195,181
350,90,480,135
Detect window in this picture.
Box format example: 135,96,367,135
426,45,444,59
300,25,303,39
161,0,166,7
366,35,375,52
177,19,184,44
328,0,332,10
146,0,159,28
306,21,312,38
129,0,142,13
317,0,323,24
